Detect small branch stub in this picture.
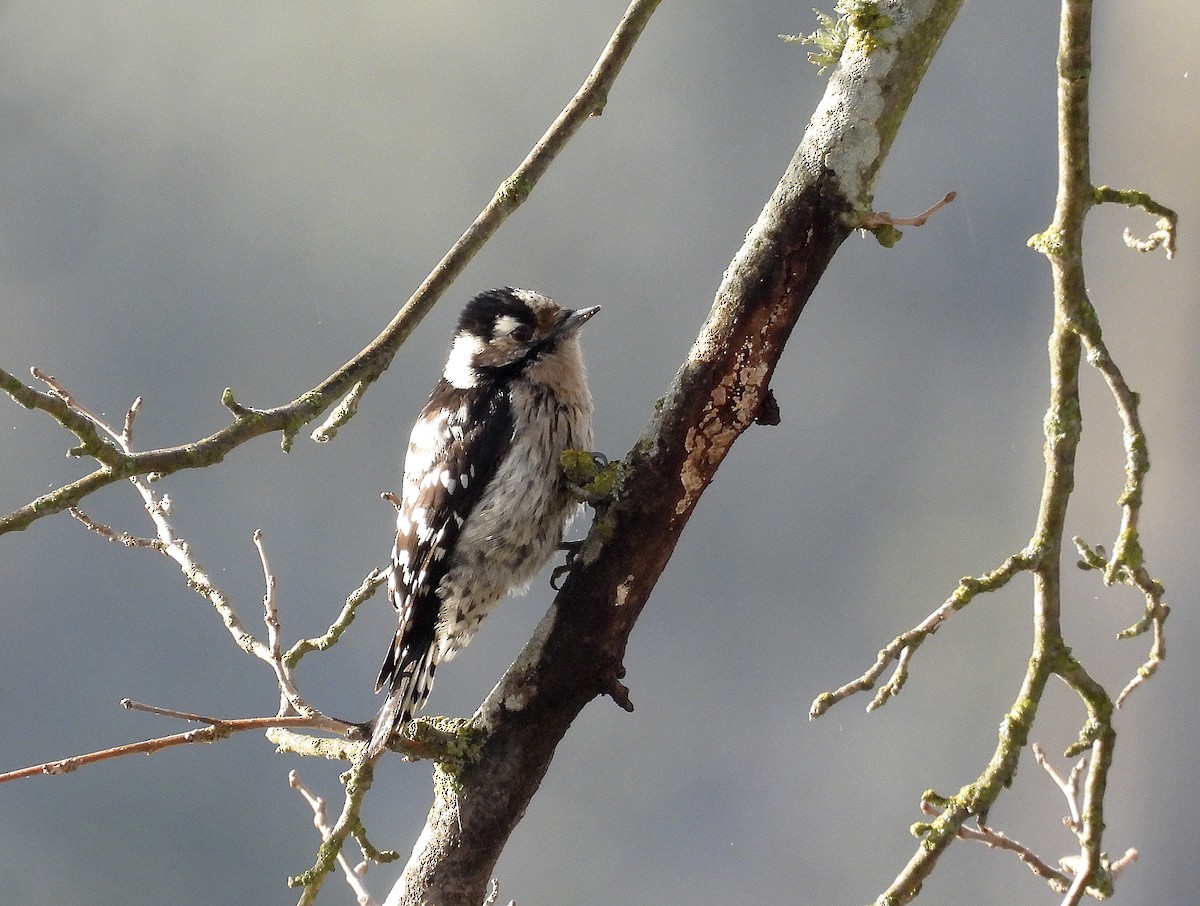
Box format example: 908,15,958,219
856,191,957,247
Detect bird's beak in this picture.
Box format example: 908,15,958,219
557,305,601,335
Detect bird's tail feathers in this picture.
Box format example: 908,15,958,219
366,643,437,757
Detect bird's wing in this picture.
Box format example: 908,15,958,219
374,380,513,705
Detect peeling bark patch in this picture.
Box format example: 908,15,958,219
677,352,770,515
615,578,634,606
503,681,536,712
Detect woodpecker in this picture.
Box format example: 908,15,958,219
368,287,598,756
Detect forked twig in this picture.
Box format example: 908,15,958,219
39,375,347,734
917,746,1138,902
810,547,1039,718
290,771,377,906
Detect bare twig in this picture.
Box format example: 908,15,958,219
810,547,1039,718
1093,185,1178,260
0,713,339,784
46,379,346,731
1121,221,1174,257
69,506,162,549
121,395,142,447
859,191,957,228
251,528,310,717
920,796,1074,892
857,1,1170,900
0,366,123,468
1070,184,1175,715
122,698,224,723
292,758,380,906
1107,850,1138,878
22,371,413,906
285,567,388,667
1032,742,1084,829
1114,601,1167,707
1078,538,1170,708
256,529,282,660
291,770,377,906
920,759,1137,903
277,715,480,904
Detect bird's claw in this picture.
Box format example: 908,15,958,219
551,539,583,590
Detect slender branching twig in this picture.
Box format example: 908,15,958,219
813,2,1176,903
291,757,381,906
290,770,378,906
810,547,1040,717
284,567,388,668
11,373,469,906
921,745,1138,899
42,377,351,734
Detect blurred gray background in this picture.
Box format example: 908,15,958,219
1,2,1196,904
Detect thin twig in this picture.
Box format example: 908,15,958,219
122,698,223,723
0,366,125,469
290,771,376,906
1032,743,1085,829
1093,185,1177,260
252,528,304,717
868,0,1169,899
810,547,1039,718
292,758,380,906
49,380,343,729
121,396,142,447
1079,536,1169,708
920,797,1073,892
0,714,339,784
859,191,957,228
285,567,388,667
256,529,282,661
921,771,1136,902
69,506,162,549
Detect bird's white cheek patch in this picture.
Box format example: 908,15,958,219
444,334,485,388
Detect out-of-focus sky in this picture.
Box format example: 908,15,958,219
0,3,1196,904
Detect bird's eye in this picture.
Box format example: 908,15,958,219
511,324,535,343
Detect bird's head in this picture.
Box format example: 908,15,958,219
444,287,599,388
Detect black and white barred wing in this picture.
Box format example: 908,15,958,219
373,381,513,724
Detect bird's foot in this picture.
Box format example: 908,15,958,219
561,449,618,505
